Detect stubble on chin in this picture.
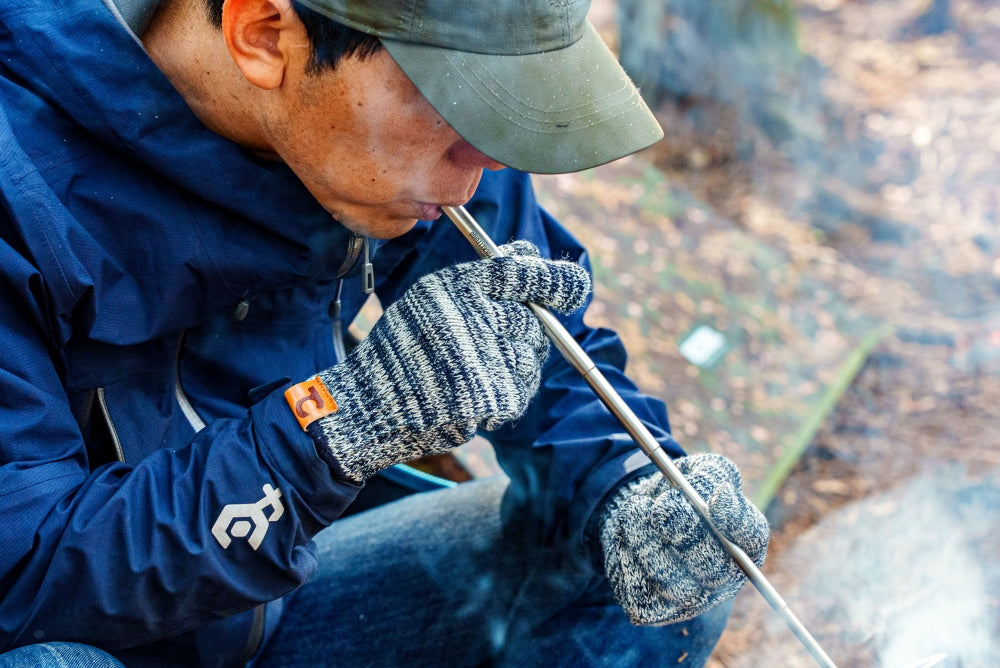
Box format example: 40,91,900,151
332,208,422,240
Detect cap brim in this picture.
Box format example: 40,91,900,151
381,22,663,174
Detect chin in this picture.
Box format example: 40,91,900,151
370,221,419,240
339,214,421,240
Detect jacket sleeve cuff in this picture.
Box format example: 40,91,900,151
249,380,363,528
573,448,659,571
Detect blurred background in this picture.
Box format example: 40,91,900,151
530,0,1000,665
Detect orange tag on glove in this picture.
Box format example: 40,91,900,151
284,376,338,431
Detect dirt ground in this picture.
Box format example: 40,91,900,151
670,1,1000,665
433,1,1000,663
578,0,1000,665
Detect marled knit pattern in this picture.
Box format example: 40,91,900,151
598,453,770,626
310,242,591,482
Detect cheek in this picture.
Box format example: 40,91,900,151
348,128,446,196
284,117,399,201
361,87,453,162
366,120,443,166
278,85,458,207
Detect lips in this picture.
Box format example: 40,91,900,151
416,202,443,220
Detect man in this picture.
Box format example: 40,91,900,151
0,0,769,665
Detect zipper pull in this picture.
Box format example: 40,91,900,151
361,237,374,295
234,298,250,322
328,278,344,320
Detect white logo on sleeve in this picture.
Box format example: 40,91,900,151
212,484,285,550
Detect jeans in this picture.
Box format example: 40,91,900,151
0,642,124,667
0,475,731,667
252,475,732,667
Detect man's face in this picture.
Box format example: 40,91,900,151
263,49,504,239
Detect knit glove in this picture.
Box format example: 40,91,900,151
305,241,590,483
597,453,769,625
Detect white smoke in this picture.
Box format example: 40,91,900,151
759,464,999,667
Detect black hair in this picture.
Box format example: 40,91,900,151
204,0,383,71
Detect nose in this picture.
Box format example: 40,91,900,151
448,139,506,171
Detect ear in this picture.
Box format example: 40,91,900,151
221,0,300,90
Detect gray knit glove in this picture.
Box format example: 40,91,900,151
306,241,590,483
598,453,769,625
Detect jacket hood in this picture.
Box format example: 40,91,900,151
0,0,359,344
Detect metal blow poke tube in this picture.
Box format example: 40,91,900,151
442,204,838,668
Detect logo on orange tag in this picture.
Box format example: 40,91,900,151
284,377,338,431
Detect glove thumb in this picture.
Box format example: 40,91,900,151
706,481,769,567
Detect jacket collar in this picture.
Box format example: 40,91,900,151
1,0,359,332
103,0,158,37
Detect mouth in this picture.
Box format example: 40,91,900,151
416,202,444,220
417,200,472,221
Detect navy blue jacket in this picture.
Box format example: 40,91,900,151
0,0,680,664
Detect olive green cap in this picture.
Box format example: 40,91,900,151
296,0,663,174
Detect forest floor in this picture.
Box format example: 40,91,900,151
568,0,1000,665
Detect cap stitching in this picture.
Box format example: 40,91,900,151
444,52,640,131
554,0,571,44
448,53,636,118
401,0,419,39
